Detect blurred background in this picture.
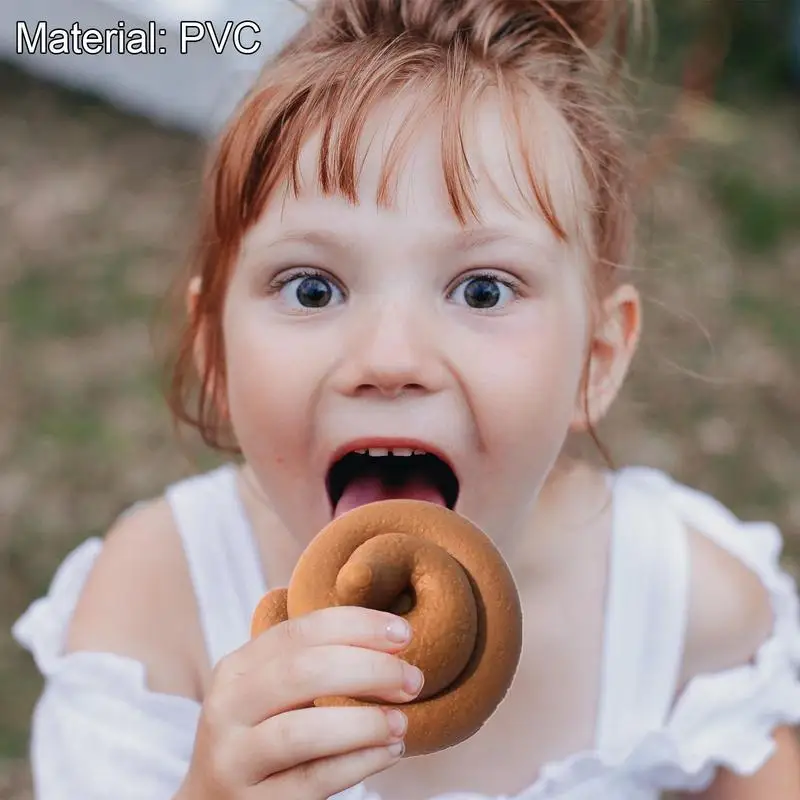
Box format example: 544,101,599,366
1,0,799,796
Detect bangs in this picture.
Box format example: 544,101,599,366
215,37,591,251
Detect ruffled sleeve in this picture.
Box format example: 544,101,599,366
648,473,800,790
591,468,800,794
12,539,202,800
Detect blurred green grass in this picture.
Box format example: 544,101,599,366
711,170,800,254
1,3,799,790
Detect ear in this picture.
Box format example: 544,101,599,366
187,276,230,422
187,275,202,315
187,276,205,377
571,283,641,431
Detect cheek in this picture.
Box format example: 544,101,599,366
222,310,322,466
466,316,586,501
461,305,587,438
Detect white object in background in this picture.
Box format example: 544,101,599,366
0,0,309,136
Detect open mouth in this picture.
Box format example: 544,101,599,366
326,446,460,518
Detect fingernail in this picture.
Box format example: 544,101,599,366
386,618,411,644
403,664,424,696
387,741,405,758
385,709,407,739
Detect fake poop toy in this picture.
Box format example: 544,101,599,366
250,499,523,756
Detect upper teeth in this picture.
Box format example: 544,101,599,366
354,447,426,457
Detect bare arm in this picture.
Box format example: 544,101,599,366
65,497,208,697
680,726,800,800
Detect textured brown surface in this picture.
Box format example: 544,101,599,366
250,500,523,756
250,587,288,639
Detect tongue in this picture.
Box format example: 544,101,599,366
334,475,445,518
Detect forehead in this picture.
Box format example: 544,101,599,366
272,85,591,247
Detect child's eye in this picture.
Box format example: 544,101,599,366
273,270,345,310
448,273,518,310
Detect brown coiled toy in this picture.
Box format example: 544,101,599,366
250,499,523,757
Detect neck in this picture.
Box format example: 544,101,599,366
238,463,305,588
498,458,613,591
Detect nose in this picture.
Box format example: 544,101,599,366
336,302,443,399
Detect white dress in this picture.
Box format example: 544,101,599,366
12,464,800,799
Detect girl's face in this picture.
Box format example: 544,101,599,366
221,96,600,548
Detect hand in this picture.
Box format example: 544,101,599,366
181,606,422,799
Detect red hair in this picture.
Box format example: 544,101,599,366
166,0,643,452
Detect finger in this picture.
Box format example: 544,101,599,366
255,605,413,654
264,741,405,799
211,607,416,727
248,645,424,722
241,706,407,783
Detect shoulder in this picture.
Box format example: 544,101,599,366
612,467,778,682
681,522,775,683
64,496,208,700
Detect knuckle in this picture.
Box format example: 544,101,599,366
356,707,385,742
366,653,384,685
211,653,241,687
359,607,389,638
270,714,305,756
286,648,321,690
349,605,381,629
394,656,408,685
374,707,394,738
281,615,307,646
370,651,399,687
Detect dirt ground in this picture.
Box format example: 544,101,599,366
0,61,798,795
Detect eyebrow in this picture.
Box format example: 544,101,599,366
264,226,538,253
448,228,536,252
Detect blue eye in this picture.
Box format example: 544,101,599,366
449,274,517,310
276,272,345,310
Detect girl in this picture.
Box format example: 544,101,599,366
13,0,800,798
